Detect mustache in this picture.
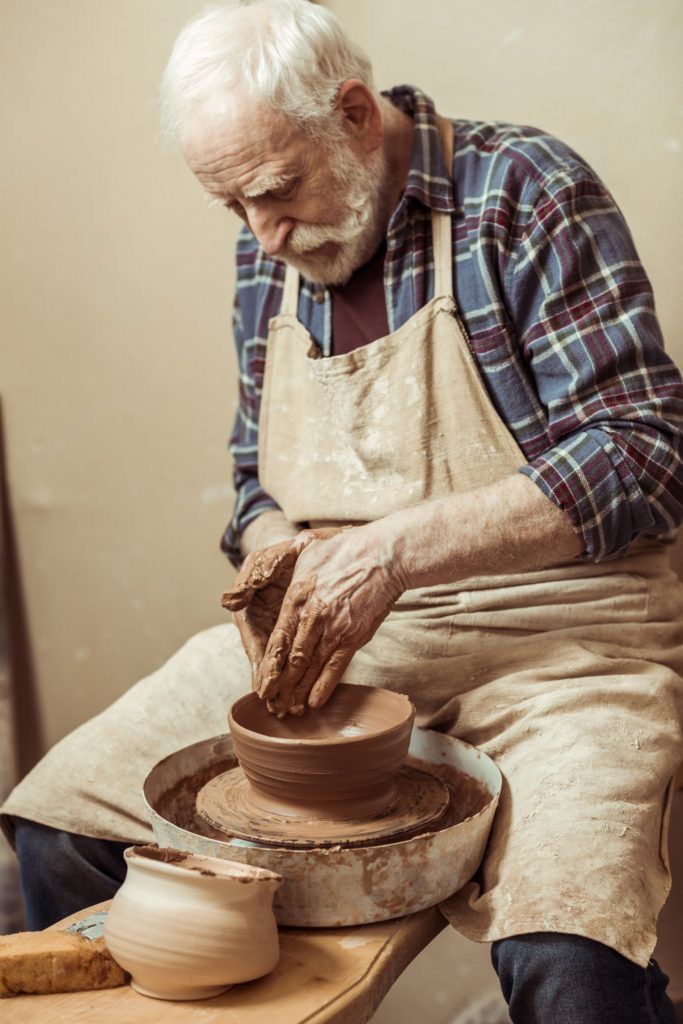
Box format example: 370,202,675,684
284,204,371,258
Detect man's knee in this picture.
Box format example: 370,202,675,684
491,932,675,1024
13,817,130,929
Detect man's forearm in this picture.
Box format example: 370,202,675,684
239,508,302,557
384,473,583,591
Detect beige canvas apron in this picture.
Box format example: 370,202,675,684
2,117,681,967
256,116,683,966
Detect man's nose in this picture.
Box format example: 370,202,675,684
249,208,294,256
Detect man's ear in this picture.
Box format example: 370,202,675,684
336,79,383,153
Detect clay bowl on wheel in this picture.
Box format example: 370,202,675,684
228,684,415,822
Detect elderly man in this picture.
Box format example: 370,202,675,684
3,2,682,1021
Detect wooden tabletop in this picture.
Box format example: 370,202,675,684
6,901,446,1024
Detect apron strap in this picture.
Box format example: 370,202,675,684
281,262,300,317
433,115,455,297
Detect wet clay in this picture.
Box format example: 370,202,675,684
229,684,416,822
162,747,492,849
134,845,188,865
405,756,492,827
129,845,279,881
193,755,491,851
196,763,451,848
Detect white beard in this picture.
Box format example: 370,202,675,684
282,143,392,286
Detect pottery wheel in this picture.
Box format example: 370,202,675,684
196,764,451,848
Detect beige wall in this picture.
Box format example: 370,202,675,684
1,0,682,758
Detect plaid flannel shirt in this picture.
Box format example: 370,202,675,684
221,85,683,567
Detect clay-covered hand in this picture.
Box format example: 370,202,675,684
221,528,344,685
253,524,405,716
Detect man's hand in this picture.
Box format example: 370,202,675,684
249,524,404,715
222,526,352,708
223,537,301,679
224,474,582,717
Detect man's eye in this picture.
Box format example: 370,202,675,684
274,181,298,200
225,200,246,218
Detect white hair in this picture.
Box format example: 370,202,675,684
159,0,375,142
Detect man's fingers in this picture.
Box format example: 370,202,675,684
287,601,322,668
260,594,327,705
254,583,319,697
255,610,302,698
270,632,348,716
266,629,325,715
222,542,298,611
286,638,337,709
307,647,355,708
225,525,344,609
232,609,268,679
255,628,292,697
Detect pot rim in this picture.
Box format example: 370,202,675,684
124,845,281,884
229,684,415,749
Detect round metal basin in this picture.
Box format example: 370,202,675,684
143,728,501,927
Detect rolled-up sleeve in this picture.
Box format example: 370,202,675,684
508,168,683,561
220,279,279,568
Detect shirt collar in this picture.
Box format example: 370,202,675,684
382,85,456,214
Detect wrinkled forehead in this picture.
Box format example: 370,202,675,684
180,98,308,178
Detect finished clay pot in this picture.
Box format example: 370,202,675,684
229,683,415,821
104,846,281,1000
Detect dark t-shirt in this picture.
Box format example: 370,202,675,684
329,244,389,355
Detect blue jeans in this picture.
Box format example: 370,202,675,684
12,817,677,1023
492,933,676,1024
13,817,129,930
